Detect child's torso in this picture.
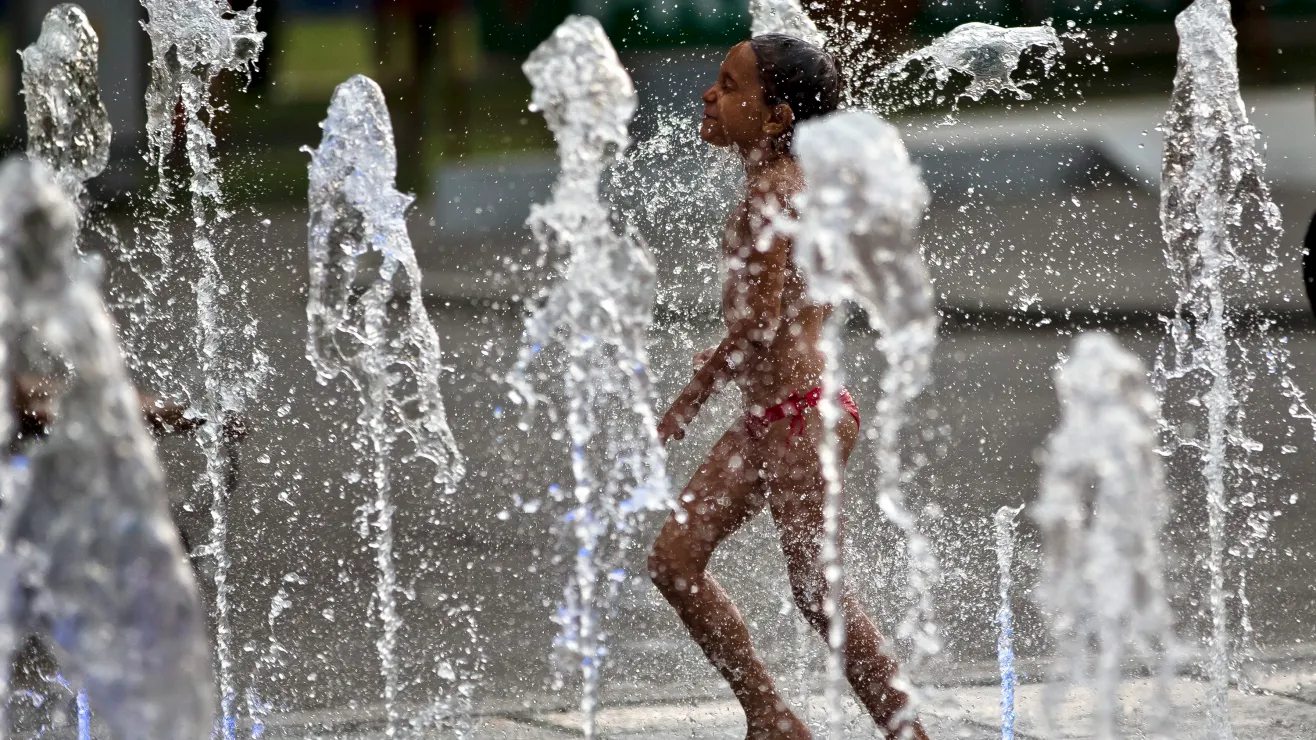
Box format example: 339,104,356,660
721,198,829,413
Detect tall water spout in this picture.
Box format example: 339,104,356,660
141,0,262,179
306,73,466,736
1035,332,1174,740
0,161,18,740
792,110,935,732
1156,0,1283,734
139,0,266,732
994,504,1023,740
508,16,667,738
0,158,213,740
19,3,111,211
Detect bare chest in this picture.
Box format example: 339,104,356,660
720,203,755,321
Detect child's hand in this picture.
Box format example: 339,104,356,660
140,394,205,436
658,405,689,445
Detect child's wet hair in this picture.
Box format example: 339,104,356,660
748,34,842,138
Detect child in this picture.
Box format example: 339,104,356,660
651,34,930,740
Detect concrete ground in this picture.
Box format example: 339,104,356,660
218,652,1316,738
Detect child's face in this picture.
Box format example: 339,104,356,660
700,42,772,149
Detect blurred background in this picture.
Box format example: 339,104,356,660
0,0,1309,207
4,0,1316,734
0,0,1310,311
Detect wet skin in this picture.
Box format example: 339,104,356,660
652,42,930,740
13,374,207,441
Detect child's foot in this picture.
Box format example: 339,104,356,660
746,704,811,740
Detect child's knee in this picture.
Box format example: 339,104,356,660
648,537,700,596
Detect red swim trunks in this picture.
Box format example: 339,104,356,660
744,387,861,441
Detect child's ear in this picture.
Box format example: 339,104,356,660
762,103,795,138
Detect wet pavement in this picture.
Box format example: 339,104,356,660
189,652,1316,738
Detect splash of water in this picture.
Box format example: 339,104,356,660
247,576,295,738
993,504,1023,740
509,16,667,738
139,0,266,731
792,110,935,731
610,11,1065,319
141,0,261,180
1035,332,1174,740
306,73,465,736
35,673,91,740
883,23,1060,101
19,3,110,209
751,0,1062,112
49,673,93,740
76,687,90,740
749,0,827,47
604,100,740,319
0,158,213,740
1154,0,1283,734
810,19,1065,117
0,464,17,740
406,607,481,738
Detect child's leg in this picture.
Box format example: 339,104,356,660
764,412,929,740
649,425,809,739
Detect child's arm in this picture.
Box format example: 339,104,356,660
659,232,789,442
12,373,207,439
